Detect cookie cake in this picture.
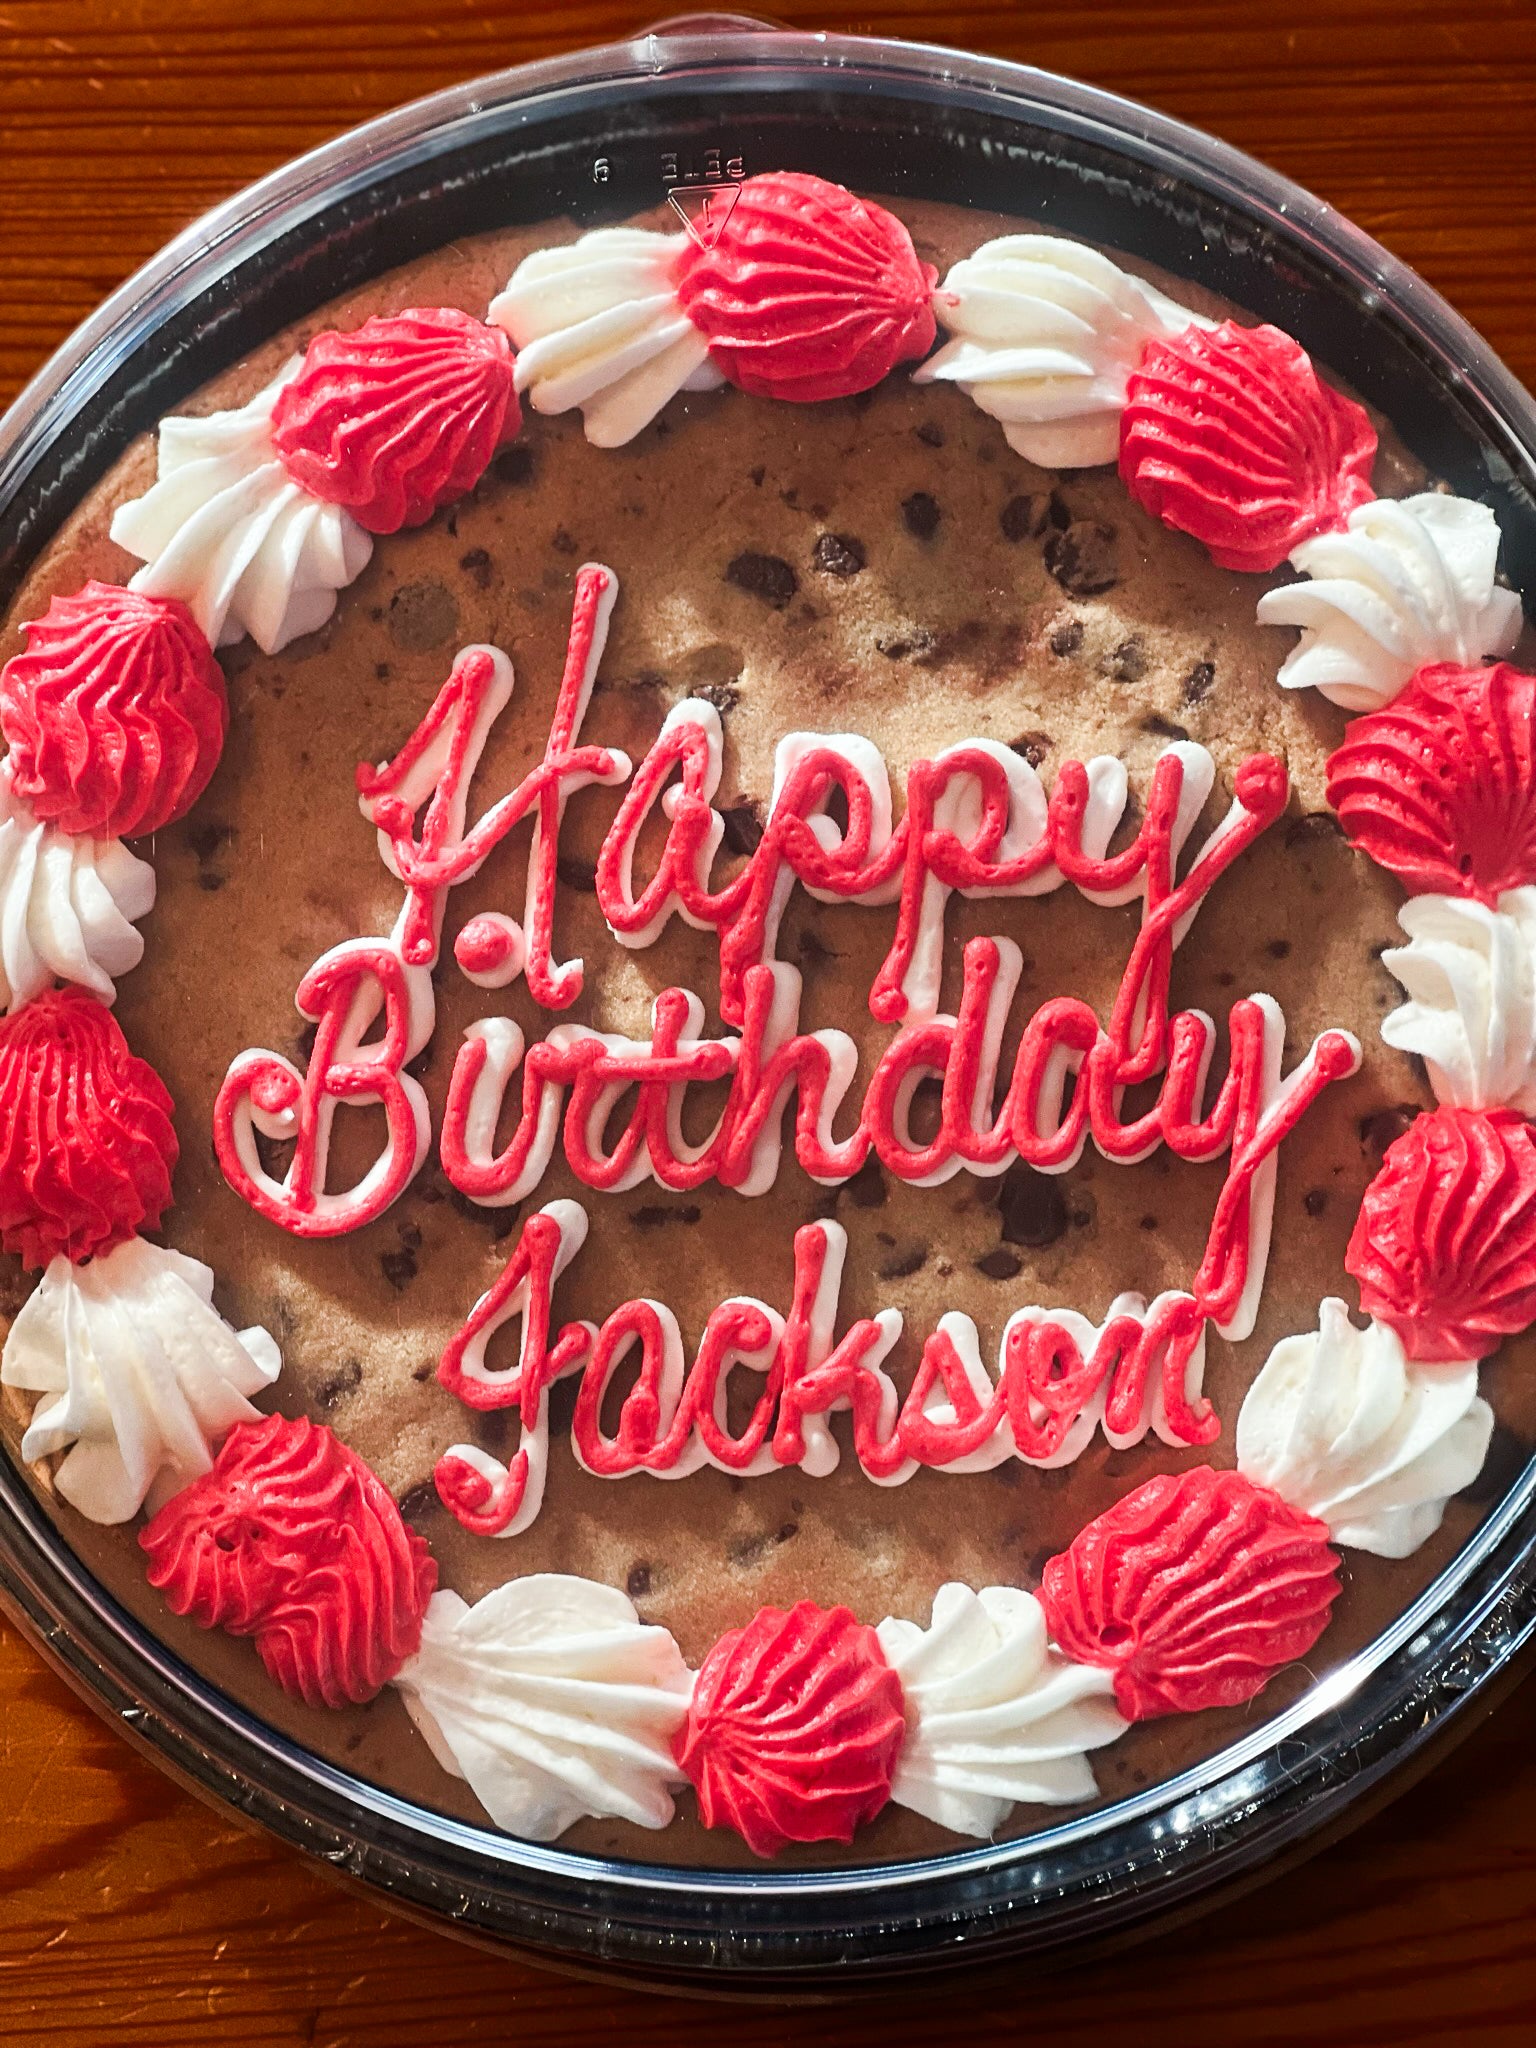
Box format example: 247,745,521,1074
1,169,1533,1869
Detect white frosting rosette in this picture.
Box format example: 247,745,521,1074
1236,1298,1492,1558
0,768,154,1012
1256,493,1522,710
914,235,1205,467
393,1575,694,1839
489,228,723,449
1381,888,1536,1112
110,362,374,655
876,1583,1126,1836
0,1238,282,1524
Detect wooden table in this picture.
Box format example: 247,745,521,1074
2,4,1534,2041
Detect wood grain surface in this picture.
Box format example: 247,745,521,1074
2,3,1535,2042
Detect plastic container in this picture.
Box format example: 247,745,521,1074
2,21,1534,1992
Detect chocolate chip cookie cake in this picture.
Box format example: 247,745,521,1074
2,171,1533,1868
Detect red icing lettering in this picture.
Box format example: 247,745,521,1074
358,564,629,998
220,559,1358,1376
431,1208,1220,1531
214,935,433,1237
432,1199,593,1536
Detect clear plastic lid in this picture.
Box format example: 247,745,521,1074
1,23,1534,1989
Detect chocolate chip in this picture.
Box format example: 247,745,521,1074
1304,1188,1328,1217
901,491,941,541
914,420,946,448
451,1189,522,1239
186,820,234,863
812,532,866,578
626,1562,653,1599
294,1020,318,1064
1106,637,1147,683
375,661,392,681
726,552,798,608
380,1247,417,1291
556,853,596,892
728,1531,769,1567
1267,938,1292,960
1285,812,1344,849
999,494,1049,543
795,926,843,969
1025,1545,1056,1585
315,1359,363,1409
1047,489,1073,529
878,1242,927,1281
1143,713,1190,741
196,871,226,892
1359,1103,1419,1163
388,579,460,653
551,527,578,555
1048,617,1084,657
1044,521,1119,596
975,1246,1022,1281
1010,731,1052,769
631,1204,703,1229
695,679,741,715
1139,1214,1158,1231
399,1221,422,1253
998,1162,1069,1248
458,547,492,589
1183,660,1216,705
720,800,765,855
843,1155,887,1209
494,444,536,486
397,1481,438,1520
748,464,765,486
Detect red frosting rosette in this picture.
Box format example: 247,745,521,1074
270,307,519,533
0,988,177,1268
674,171,937,403
139,1413,436,1708
1039,1466,1340,1719
674,1600,906,1855
1346,1106,1536,1362
0,581,227,838
1119,320,1377,573
1325,660,1536,902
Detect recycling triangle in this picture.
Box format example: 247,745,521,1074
667,181,741,250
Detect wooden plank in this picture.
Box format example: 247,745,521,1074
1,4,1533,2040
